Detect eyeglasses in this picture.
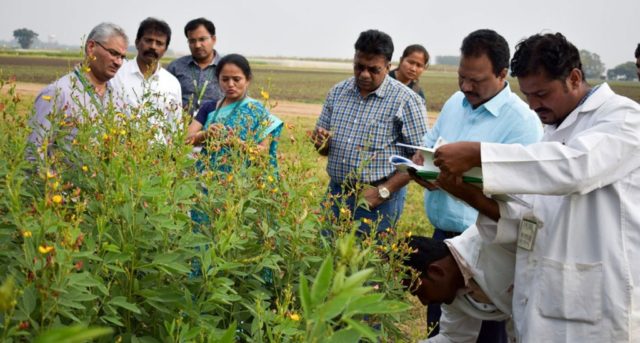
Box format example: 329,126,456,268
188,36,212,45
354,63,385,75
94,41,127,61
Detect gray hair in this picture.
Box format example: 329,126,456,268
86,22,128,51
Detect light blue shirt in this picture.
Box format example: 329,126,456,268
423,82,543,232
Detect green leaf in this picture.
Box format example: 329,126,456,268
34,325,113,343
299,273,311,317
326,328,361,343
316,292,350,320
344,294,385,316
311,256,333,305
101,314,125,327
109,296,141,314
342,317,378,341
355,300,411,314
20,284,36,316
219,321,237,343
341,268,374,291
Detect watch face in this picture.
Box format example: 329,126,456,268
378,186,390,199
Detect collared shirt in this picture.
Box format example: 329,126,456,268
316,76,428,183
389,69,425,100
27,67,124,160
423,83,543,232
167,50,223,112
111,58,183,135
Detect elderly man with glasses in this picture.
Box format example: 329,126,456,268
167,17,223,115
27,22,129,160
311,29,428,235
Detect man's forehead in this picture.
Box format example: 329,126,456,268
187,25,211,37
140,30,168,41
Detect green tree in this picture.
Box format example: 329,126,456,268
13,28,38,49
607,62,637,81
580,49,605,79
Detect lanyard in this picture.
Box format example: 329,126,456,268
73,68,105,113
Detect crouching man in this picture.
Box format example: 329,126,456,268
403,226,515,343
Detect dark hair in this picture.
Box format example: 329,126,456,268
635,43,640,59
461,29,510,76
136,17,172,47
403,236,451,277
401,44,429,65
184,18,216,37
215,53,252,80
354,29,394,62
511,32,584,81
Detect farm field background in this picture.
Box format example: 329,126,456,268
1,51,640,341
3,52,639,237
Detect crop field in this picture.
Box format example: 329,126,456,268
1,52,639,341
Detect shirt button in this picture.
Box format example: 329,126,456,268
348,139,352,143
342,159,346,163
354,120,358,124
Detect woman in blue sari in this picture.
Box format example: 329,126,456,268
186,53,283,169
185,54,283,278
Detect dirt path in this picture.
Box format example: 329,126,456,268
9,82,438,124
9,81,324,118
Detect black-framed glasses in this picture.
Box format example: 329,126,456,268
188,36,212,45
354,63,385,75
94,41,127,61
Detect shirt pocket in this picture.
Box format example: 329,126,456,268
536,257,603,324
363,117,395,151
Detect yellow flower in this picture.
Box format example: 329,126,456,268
52,195,63,204
22,231,32,238
260,89,270,101
267,175,275,183
391,243,398,251
42,95,52,101
289,313,300,321
102,133,109,141
226,174,234,182
339,207,350,216
119,129,126,136
271,187,279,194
46,170,56,179
362,218,373,225
258,183,266,190
38,245,54,254
52,181,59,190
82,165,88,172
406,231,412,237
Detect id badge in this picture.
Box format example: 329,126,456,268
517,217,538,251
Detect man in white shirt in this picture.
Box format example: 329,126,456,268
112,17,182,140
431,32,640,342
403,226,515,343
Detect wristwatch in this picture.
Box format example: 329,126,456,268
377,186,390,200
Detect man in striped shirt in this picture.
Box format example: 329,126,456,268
312,29,428,235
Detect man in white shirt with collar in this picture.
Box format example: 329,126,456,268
112,17,182,140
432,32,640,342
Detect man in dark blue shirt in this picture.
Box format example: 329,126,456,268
167,18,223,115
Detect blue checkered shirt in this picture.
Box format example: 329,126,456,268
316,76,428,183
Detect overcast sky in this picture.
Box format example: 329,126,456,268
2,0,639,69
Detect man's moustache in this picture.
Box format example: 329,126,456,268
144,51,159,59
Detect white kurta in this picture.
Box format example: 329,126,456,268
111,59,183,140
476,83,640,342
